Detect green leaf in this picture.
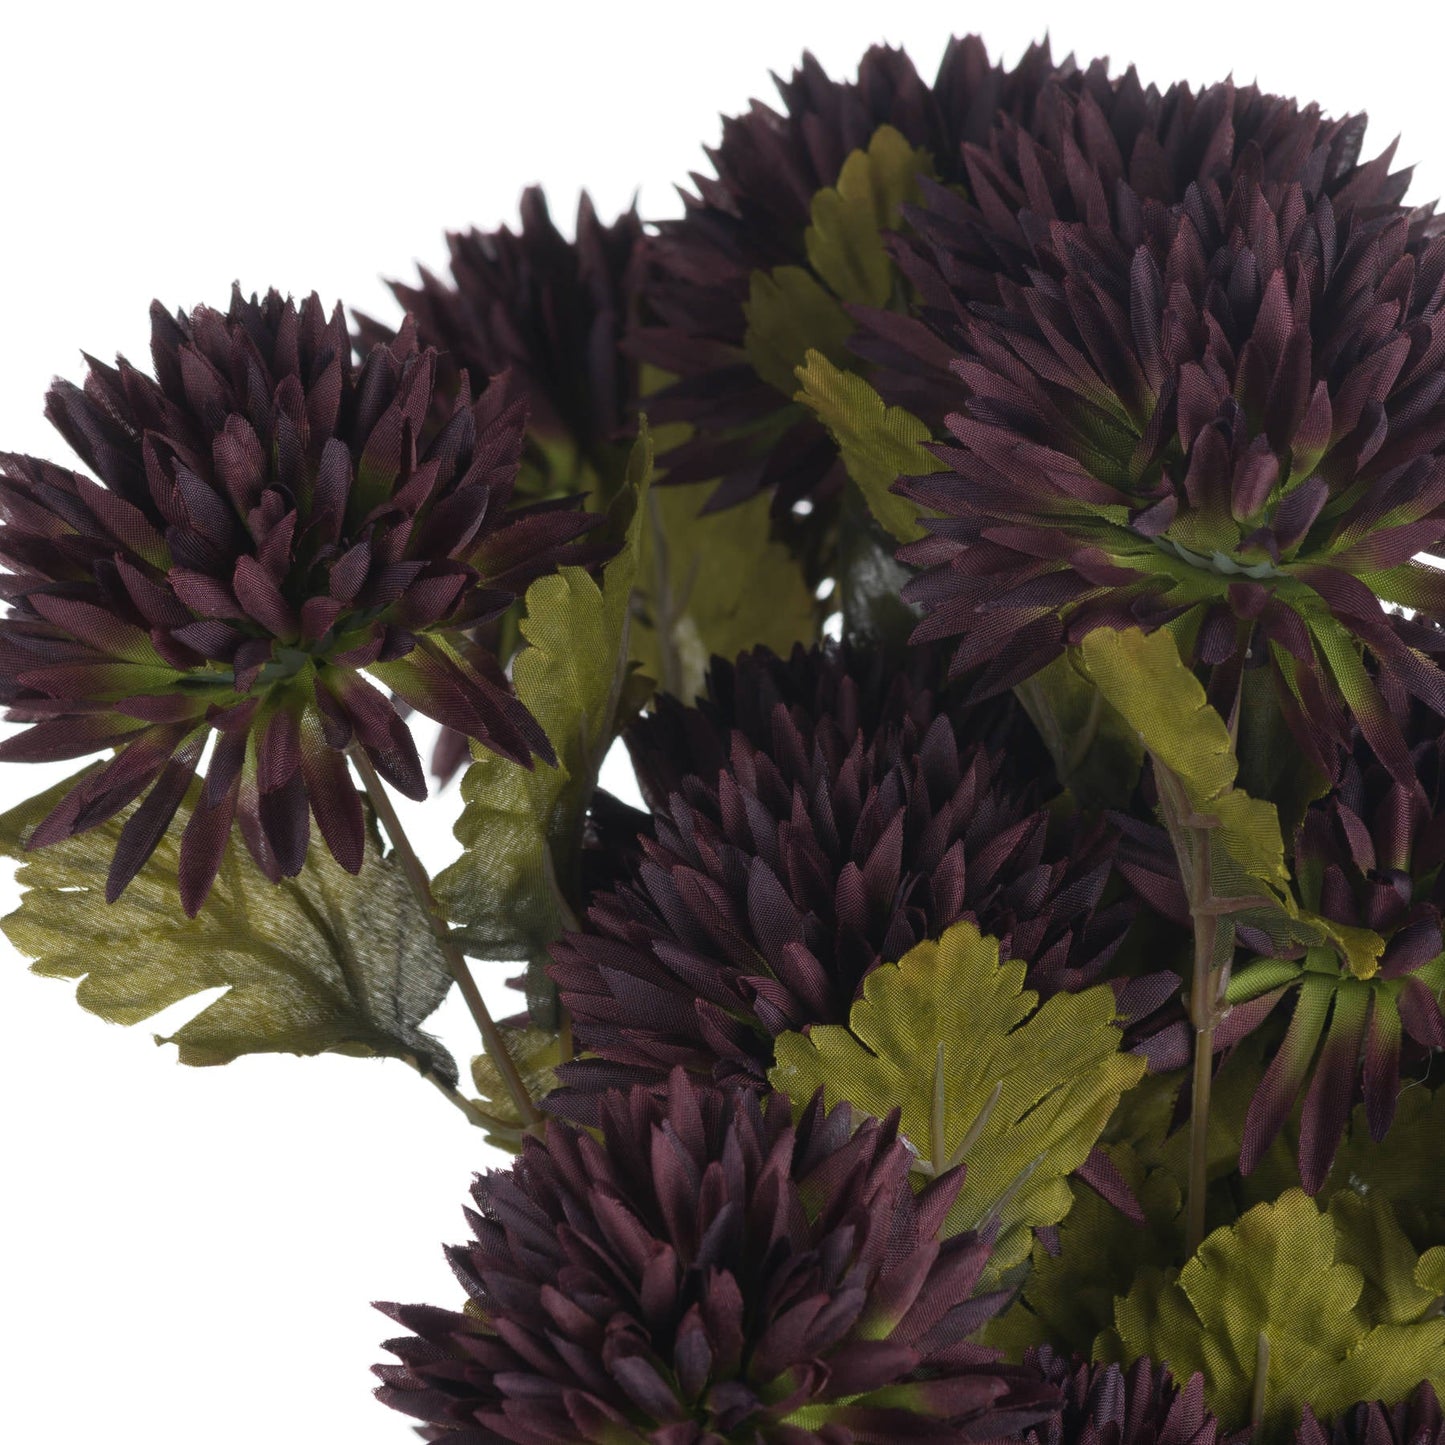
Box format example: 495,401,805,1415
1013,651,1145,811
794,351,941,543
743,267,853,396
0,771,458,1083
984,1141,1183,1358
803,124,934,308
1324,1089,1445,1252
468,1024,566,1154
768,918,1146,1282
1100,1188,1445,1441
742,124,932,400
991,1032,1294,1360
630,481,819,702
1079,626,1294,988
1329,1189,1445,1326
1079,627,1289,894
434,426,655,1024
1233,665,1331,842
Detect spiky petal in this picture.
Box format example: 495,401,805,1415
863,73,1400,421
1296,1383,1443,1445
898,156,1445,784
375,1070,1056,1443
549,642,1156,1115
1021,1347,1237,1445
0,288,599,911
358,186,642,490
631,37,1063,515
1218,696,1445,1194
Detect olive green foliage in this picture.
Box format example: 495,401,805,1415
1013,651,1145,811
1101,1189,1445,1440
434,428,655,1023
631,481,819,702
0,772,458,1083
794,352,941,543
985,1141,1183,1357
744,125,932,395
768,918,1146,1282
805,125,933,308
1327,1090,1445,1251
468,1024,567,1153
1080,627,1290,905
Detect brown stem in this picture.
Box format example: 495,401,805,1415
350,746,543,1136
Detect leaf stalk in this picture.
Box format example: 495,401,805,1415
351,746,543,1137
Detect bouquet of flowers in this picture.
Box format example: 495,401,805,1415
3,29,1443,1444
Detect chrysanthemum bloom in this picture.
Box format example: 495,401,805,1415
898,161,1445,786
861,76,1395,423
1020,1347,1230,1445
0,287,598,912
357,186,642,495
1218,708,1445,1194
631,36,1062,514
1296,1384,1442,1445
356,192,641,781
549,642,1157,1114
375,1070,1055,1444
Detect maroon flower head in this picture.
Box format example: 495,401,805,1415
549,642,1154,1116
1220,705,1445,1194
355,191,642,782
1021,1347,1237,1445
898,154,1445,789
632,36,1064,515
357,186,642,492
1296,1384,1442,1445
0,287,598,913
863,73,1399,421
375,1070,1056,1444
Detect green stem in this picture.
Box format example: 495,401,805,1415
1153,763,1225,1257
1062,687,1104,779
1250,1331,1271,1428
418,1066,492,1129
645,486,686,699
350,746,543,1137
1183,794,1219,1258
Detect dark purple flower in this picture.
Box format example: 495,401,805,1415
897,157,1445,790
0,287,598,913
548,642,1160,1116
1020,1347,1239,1445
631,37,1063,515
1296,1384,1442,1445
375,1069,1055,1443
864,74,1398,419
357,186,642,493
356,190,642,781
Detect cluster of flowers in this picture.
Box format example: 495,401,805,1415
3,27,1445,1445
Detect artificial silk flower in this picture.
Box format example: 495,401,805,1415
1018,1347,1230,1445
1220,709,1445,1194
898,158,1445,790
548,641,1158,1117
375,1069,1055,1444
357,185,643,497
630,36,1062,515
0,287,599,913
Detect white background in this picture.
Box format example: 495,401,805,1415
2,2,1443,1440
